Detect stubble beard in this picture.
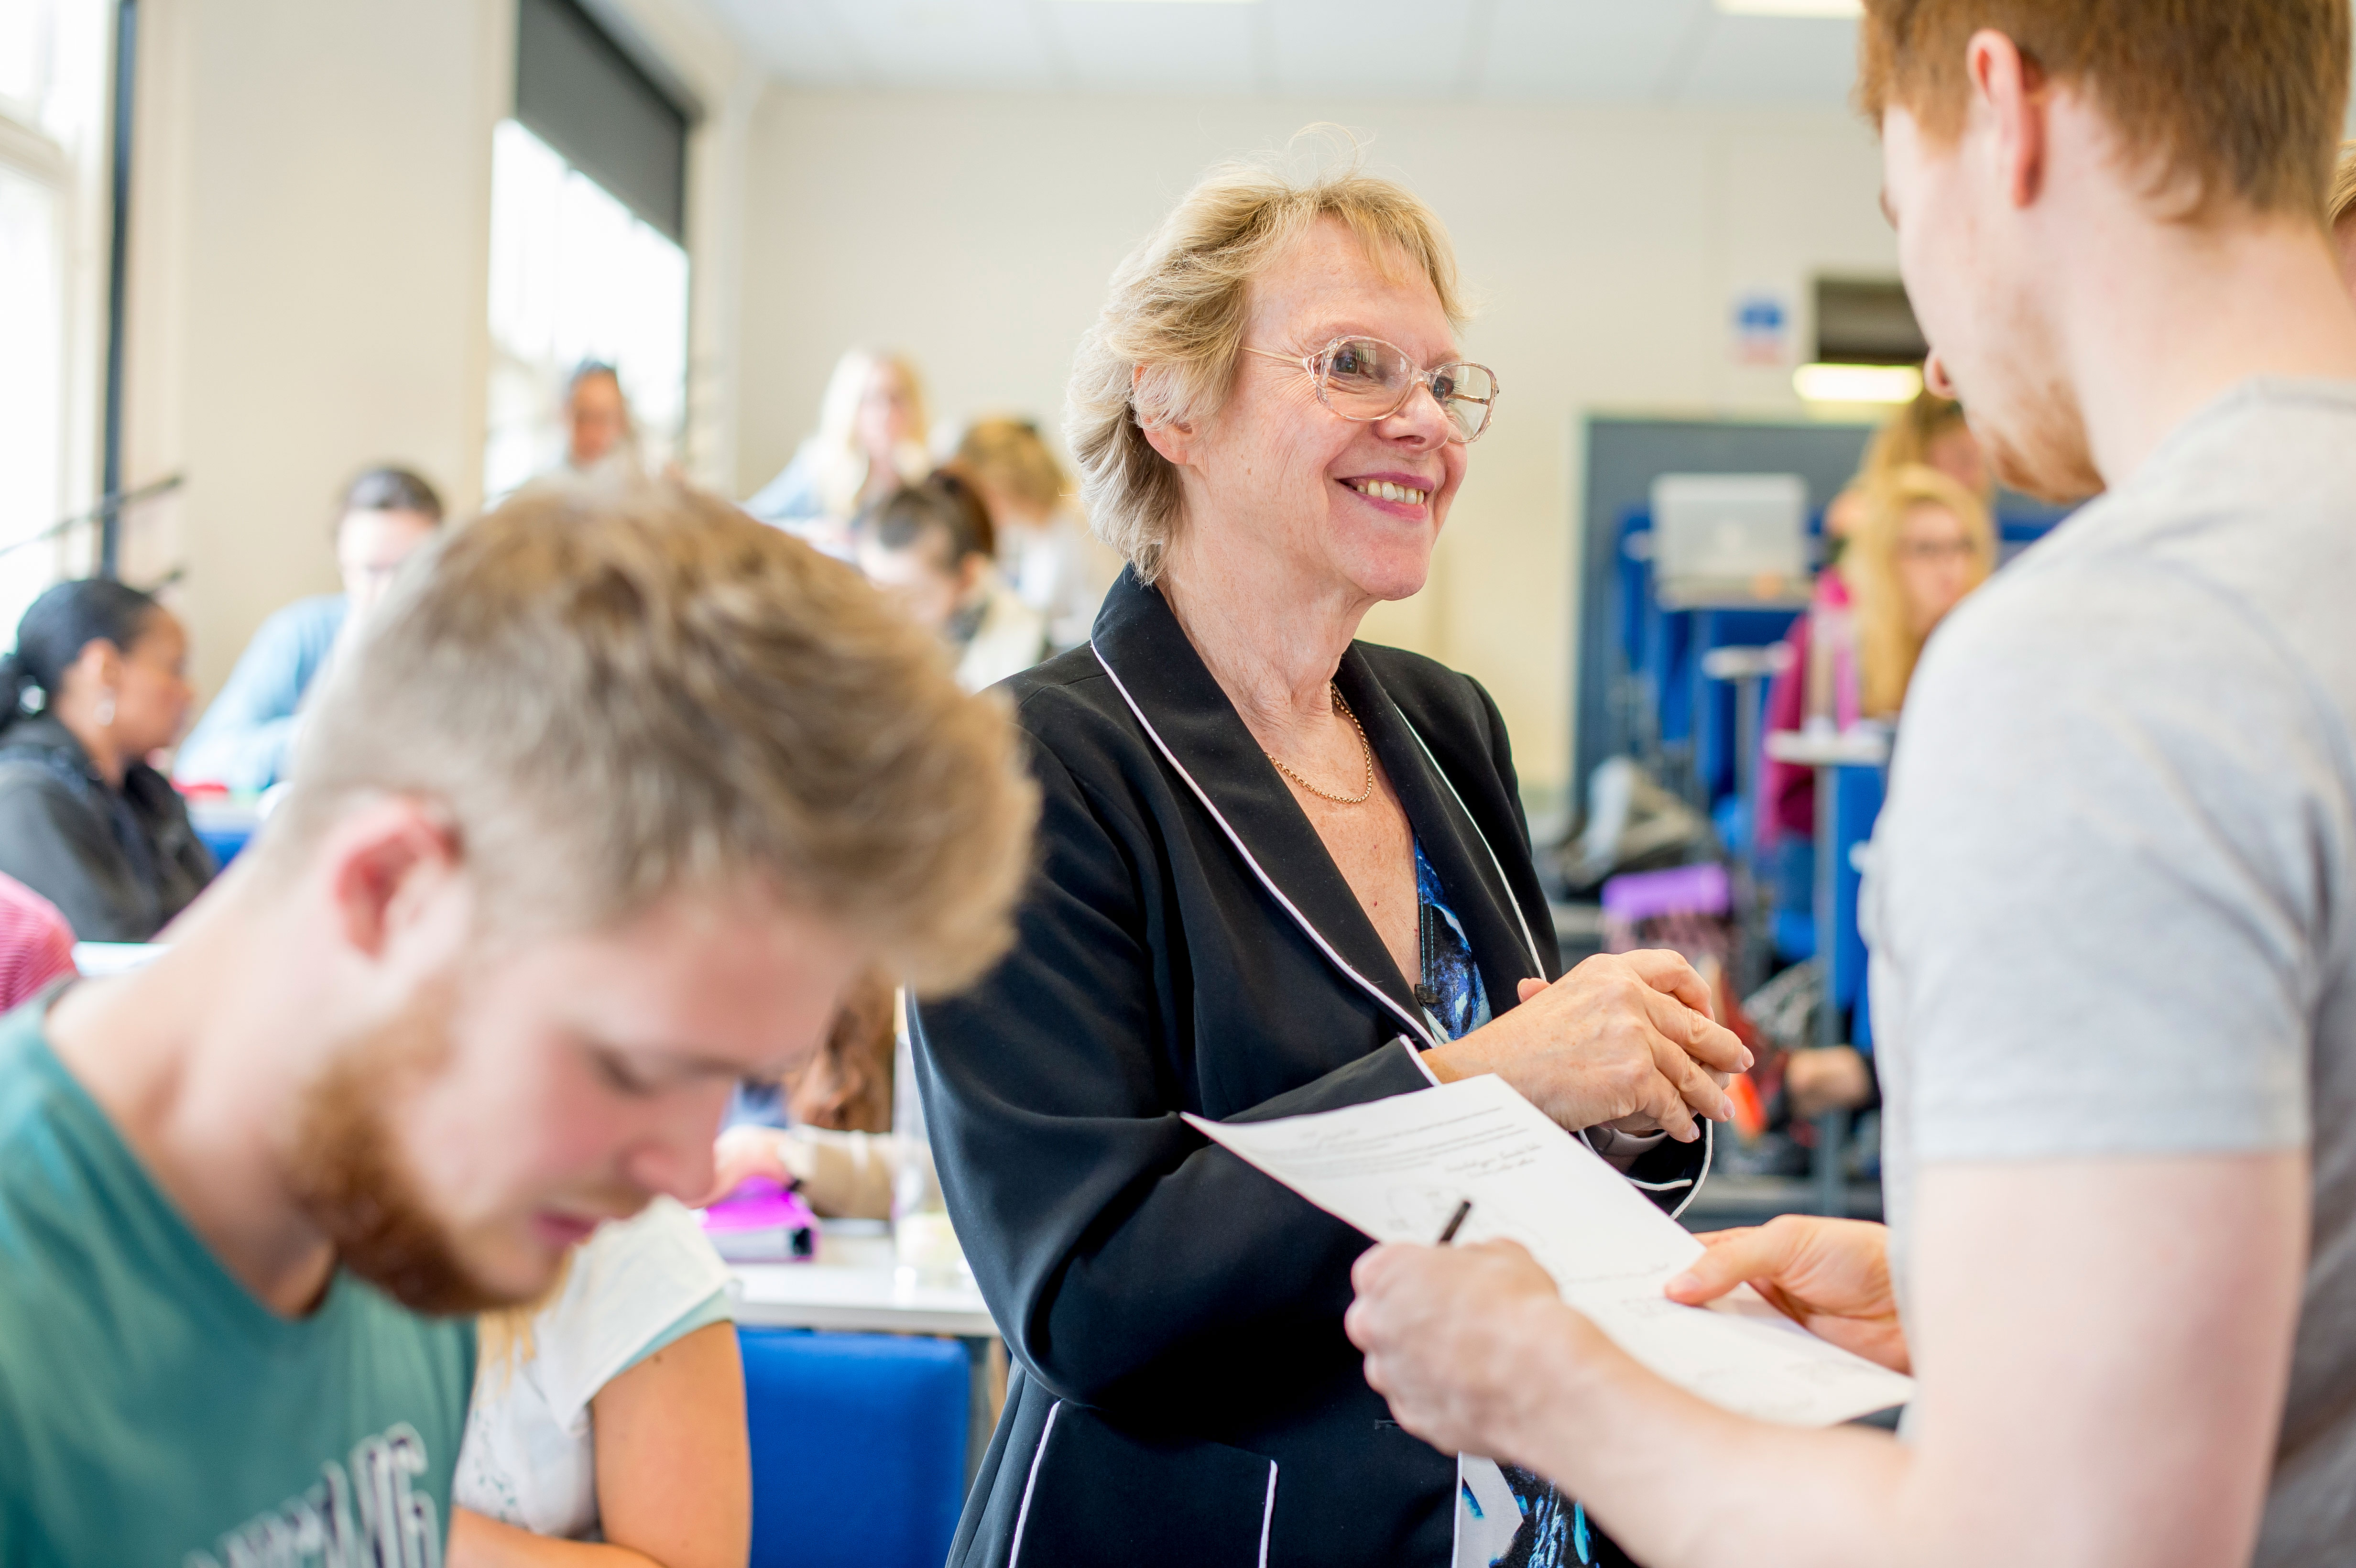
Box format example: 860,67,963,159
1977,367,2106,505
283,978,527,1317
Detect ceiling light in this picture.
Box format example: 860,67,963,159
1716,0,1862,17
1793,362,1923,405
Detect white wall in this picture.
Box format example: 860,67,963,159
734,91,1898,806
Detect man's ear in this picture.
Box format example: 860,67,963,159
323,797,468,964
1133,363,1197,467
1965,28,2047,210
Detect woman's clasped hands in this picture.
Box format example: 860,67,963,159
1421,949,1751,1142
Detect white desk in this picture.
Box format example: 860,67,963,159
1763,727,1892,770
730,1223,998,1338
72,941,164,976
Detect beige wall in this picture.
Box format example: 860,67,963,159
120,0,508,699
735,91,1897,806
122,0,754,705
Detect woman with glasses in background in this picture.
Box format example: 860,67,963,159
909,153,1746,1568
1848,464,1995,721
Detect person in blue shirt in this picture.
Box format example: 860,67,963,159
173,466,444,791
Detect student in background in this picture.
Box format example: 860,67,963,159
746,348,930,558
1782,463,1995,1117
562,362,639,482
946,417,1114,651
1848,464,1995,719
175,467,444,792
0,579,211,941
448,1198,746,1568
713,972,902,1221
854,475,1049,693
0,484,1036,1563
1762,395,1991,843
0,872,75,1011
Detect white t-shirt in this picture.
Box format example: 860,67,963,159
452,1198,733,1540
999,510,1114,651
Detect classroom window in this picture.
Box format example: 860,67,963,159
0,0,109,633
482,118,690,501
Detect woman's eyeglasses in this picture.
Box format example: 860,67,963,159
1243,336,1500,444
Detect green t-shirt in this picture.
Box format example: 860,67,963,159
0,998,476,1567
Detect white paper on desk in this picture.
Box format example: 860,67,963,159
1184,1074,1912,1427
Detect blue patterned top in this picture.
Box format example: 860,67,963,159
1414,839,1596,1568
1412,839,1490,1044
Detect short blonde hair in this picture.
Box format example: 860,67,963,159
269,481,1037,992
2332,141,2356,228
951,418,1071,517
1848,464,1996,718
1067,151,1466,583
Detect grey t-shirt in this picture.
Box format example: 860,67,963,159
1869,378,2356,1568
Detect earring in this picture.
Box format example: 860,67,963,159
95,690,115,728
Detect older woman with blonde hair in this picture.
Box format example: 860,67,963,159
746,346,931,555
911,153,1746,1568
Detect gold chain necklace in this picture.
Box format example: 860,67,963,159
1266,685,1374,806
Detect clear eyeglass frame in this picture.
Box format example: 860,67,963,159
1243,335,1502,444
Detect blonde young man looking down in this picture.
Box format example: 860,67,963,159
1347,4,2356,1567
0,486,1035,1567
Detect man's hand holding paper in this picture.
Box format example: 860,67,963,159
1185,1076,1912,1439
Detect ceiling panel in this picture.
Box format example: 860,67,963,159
697,0,867,85
693,0,1871,107
1045,0,1266,94
1478,0,1710,102
824,0,1060,90
1672,14,1861,105
1263,0,1481,96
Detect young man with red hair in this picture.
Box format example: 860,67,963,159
1346,4,2356,1565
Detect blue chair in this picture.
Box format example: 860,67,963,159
740,1328,971,1568
194,822,254,870
1826,761,1885,1030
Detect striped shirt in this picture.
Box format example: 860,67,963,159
0,873,76,1012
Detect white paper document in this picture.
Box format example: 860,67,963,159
1184,1074,1913,1427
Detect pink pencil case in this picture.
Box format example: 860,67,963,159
699,1176,818,1262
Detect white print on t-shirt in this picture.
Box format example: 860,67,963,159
183,1420,443,1568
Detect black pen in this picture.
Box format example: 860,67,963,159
1436,1198,1472,1245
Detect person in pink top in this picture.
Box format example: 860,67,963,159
0,871,76,1012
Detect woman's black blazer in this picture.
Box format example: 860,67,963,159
912,571,1707,1568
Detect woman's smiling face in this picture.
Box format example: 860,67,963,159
1172,216,1471,606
